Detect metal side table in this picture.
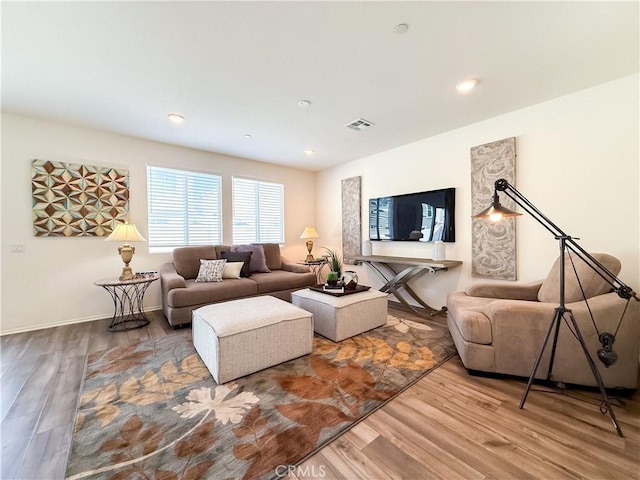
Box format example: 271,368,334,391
298,259,329,284
94,274,159,332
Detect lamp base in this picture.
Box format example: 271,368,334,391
119,266,134,281
117,244,135,281
305,239,314,262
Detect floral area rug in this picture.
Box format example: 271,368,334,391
65,314,456,480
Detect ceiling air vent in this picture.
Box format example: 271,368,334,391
344,118,374,131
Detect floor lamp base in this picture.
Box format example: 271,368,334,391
519,306,624,437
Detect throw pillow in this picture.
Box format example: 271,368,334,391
222,262,244,279
220,250,253,277
195,259,226,282
230,244,271,273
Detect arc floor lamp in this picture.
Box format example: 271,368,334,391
474,179,638,437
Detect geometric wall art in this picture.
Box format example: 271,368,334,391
31,159,129,237
341,175,361,265
470,137,517,280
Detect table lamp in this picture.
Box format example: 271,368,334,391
299,226,319,261
106,221,147,280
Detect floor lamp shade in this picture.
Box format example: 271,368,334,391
299,226,319,262
106,222,147,280
473,191,521,221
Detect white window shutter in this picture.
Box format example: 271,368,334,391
147,166,222,251
232,177,284,244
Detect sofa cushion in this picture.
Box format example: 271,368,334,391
221,251,253,277
167,278,258,308
215,245,232,257
250,270,317,294
195,259,226,283
173,246,217,280
538,253,621,304
222,262,245,279
231,244,271,273
254,243,283,270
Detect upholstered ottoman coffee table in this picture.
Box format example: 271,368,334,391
192,296,313,383
291,288,388,342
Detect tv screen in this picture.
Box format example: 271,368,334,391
369,187,455,242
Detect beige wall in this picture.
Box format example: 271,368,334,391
2,74,638,334
0,114,316,334
316,74,639,310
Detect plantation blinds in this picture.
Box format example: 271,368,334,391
232,177,284,244
146,166,222,251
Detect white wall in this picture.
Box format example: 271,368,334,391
0,114,316,334
317,74,640,310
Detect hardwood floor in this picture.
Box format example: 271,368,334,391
1,306,638,479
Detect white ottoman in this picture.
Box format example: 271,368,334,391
291,288,388,342
192,296,313,383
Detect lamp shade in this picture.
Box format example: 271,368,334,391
472,192,521,221
299,226,319,239
106,222,147,243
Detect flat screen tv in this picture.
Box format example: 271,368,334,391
369,187,455,242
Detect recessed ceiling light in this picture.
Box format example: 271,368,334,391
304,148,315,156
168,113,184,124
456,79,478,93
298,100,311,108
393,23,409,34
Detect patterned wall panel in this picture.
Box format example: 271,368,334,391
470,138,517,280
32,159,130,237
341,176,361,264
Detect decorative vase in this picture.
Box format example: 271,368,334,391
342,270,359,290
432,240,445,261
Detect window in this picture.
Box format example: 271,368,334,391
232,177,284,244
147,166,222,252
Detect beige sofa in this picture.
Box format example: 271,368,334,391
160,243,316,327
447,253,639,389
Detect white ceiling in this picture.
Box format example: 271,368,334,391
2,1,638,172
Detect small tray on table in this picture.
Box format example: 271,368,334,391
309,284,371,297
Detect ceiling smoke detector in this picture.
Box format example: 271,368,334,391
393,23,409,34
344,118,374,131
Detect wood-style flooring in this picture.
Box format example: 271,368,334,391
1,306,638,480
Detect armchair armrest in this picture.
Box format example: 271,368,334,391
466,281,543,301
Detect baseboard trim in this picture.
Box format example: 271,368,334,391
2,299,436,335
0,306,164,336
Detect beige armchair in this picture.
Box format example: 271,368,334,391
447,253,639,389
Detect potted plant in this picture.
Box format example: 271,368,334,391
322,247,342,286
326,270,340,286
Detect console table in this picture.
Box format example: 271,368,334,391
352,255,462,317
94,274,159,332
